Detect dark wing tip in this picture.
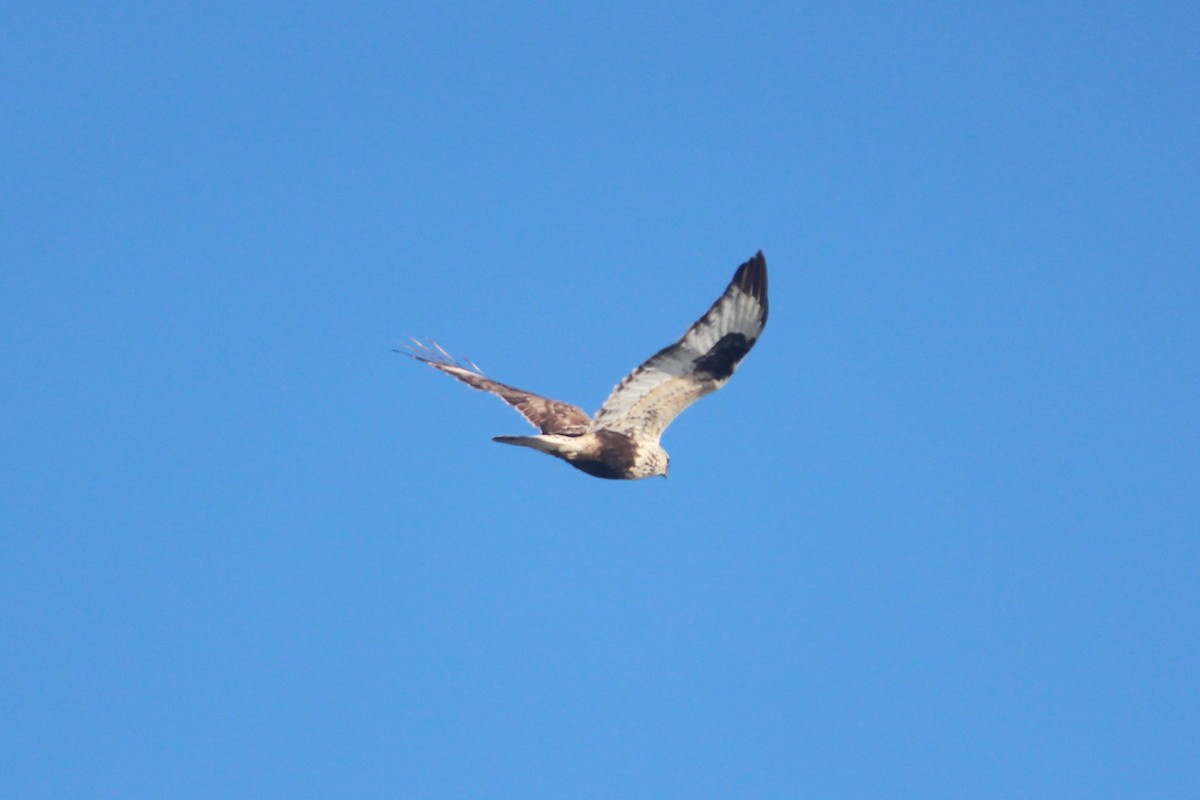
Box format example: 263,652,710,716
732,250,768,323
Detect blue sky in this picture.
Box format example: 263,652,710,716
2,2,1197,797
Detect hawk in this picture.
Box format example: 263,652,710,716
406,251,768,479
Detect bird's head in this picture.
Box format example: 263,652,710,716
631,443,670,480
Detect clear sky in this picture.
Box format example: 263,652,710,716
2,2,1197,797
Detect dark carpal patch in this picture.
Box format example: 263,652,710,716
693,333,754,380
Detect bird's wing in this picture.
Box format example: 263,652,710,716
404,340,592,435
590,251,768,440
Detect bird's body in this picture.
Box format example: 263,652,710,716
492,430,667,480
407,251,769,479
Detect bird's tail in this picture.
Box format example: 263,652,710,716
493,435,555,453
493,434,586,457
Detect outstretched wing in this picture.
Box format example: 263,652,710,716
591,251,768,440
405,340,592,435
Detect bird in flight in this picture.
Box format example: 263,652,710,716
406,251,768,479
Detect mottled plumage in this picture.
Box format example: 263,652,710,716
406,251,769,479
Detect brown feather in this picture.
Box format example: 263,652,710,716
403,340,591,435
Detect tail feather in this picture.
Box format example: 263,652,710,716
493,435,552,452
493,434,589,459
